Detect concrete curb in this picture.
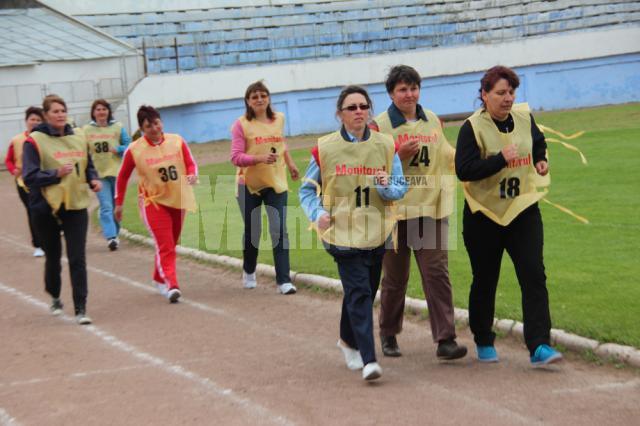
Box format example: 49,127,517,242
120,228,640,369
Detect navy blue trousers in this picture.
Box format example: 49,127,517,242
326,243,385,365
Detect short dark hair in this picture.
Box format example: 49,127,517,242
137,105,161,128
90,99,114,122
25,106,44,121
385,65,421,93
479,65,520,107
42,94,67,113
336,85,373,114
244,80,275,121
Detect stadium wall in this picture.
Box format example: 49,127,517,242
126,26,640,142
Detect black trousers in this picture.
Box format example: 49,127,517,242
16,182,41,248
326,242,385,365
236,184,291,284
463,202,551,355
33,207,89,315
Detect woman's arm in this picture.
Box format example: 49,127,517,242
22,140,61,188
299,155,327,224
230,120,258,167
375,153,408,201
117,126,132,156
4,143,17,175
114,149,135,207
455,121,507,181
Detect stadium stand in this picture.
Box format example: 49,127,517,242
75,0,640,74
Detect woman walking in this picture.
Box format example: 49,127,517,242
22,95,102,324
299,85,407,380
455,65,562,366
5,106,45,257
231,81,299,294
83,99,131,251
115,105,197,303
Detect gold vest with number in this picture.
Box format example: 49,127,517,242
128,134,196,211
83,122,123,178
30,129,90,212
463,105,546,226
10,132,28,189
236,112,288,194
317,131,396,249
375,109,456,220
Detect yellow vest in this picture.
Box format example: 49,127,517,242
375,109,456,220
236,112,288,194
318,131,396,249
10,132,28,189
463,105,546,226
128,134,196,212
30,129,90,212
83,122,123,178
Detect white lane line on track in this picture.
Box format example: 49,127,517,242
0,408,20,426
0,281,293,426
552,379,640,395
0,365,149,388
0,232,323,348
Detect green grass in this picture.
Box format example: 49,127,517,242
121,103,640,348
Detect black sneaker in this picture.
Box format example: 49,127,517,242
436,339,468,360
380,335,402,357
108,238,118,251
50,298,63,316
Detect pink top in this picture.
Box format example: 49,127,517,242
230,118,288,167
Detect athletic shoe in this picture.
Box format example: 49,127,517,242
362,362,382,381
50,298,63,316
33,247,45,257
476,345,499,363
76,312,92,325
153,280,168,296
380,335,401,357
277,282,297,295
242,271,257,289
167,288,181,303
107,238,118,251
336,340,364,370
530,344,563,366
436,339,468,360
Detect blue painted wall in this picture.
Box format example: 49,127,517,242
159,53,640,143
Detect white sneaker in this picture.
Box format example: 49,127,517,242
76,313,92,325
337,340,364,370
242,271,257,289
33,247,45,257
167,288,181,303
277,282,297,295
153,280,168,296
362,362,382,381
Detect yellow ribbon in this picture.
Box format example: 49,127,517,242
538,124,588,165
541,198,589,224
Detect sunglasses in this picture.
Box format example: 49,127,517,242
342,104,370,111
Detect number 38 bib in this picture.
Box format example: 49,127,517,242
463,105,546,226
128,134,196,211
318,131,395,249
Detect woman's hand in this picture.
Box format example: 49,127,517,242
397,139,419,161
501,144,519,162
57,163,74,177
114,205,123,222
257,153,278,164
110,147,118,154
288,163,300,181
317,213,331,231
90,179,102,192
186,174,198,185
375,170,389,186
535,160,549,176
13,167,21,177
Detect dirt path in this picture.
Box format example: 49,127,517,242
1,174,639,425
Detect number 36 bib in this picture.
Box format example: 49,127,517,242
128,134,196,211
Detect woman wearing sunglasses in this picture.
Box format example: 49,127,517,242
299,85,407,381
231,81,299,294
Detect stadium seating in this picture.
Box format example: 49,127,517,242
75,0,640,74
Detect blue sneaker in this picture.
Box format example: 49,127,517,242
530,344,563,366
476,345,499,362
